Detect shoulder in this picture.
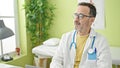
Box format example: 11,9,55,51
90,29,109,48
59,30,75,45
90,29,108,42
96,32,108,42
95,32,110,50
61,30,75,38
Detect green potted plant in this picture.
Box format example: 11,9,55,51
24,0,55,46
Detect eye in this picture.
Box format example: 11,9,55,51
73,13,79,18
78,14,84,19
74,13,78,16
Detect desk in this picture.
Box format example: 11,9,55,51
110,47,120,68
0,63,22,68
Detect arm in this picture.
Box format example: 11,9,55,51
97,38,112,68
50,34,66,68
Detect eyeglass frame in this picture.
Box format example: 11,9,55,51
73,13,94,20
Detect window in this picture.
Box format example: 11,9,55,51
0,0,19,55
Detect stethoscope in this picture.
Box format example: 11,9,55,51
69,31,96,54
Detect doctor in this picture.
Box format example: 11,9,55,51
50,2,112,68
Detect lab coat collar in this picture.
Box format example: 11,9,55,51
89,28,96,38
74,28,96,37
74,28,96,39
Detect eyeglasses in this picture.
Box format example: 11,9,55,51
73,13,93,20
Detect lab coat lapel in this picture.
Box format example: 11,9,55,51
83,37,91,54
70,31,77,66
83,29,96,54
79,29,96,68
70,45,76,65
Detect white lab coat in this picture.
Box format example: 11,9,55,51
50,29,112,68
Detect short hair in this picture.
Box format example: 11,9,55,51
78,2,96,17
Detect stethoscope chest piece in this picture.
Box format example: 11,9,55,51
88,48,95,54
88,36,96,54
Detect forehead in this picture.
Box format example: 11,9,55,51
75,5,90,15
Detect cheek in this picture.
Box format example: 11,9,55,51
80,20,91,28
89,18,94,25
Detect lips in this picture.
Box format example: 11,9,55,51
74,21,82,31
74,21,80,25
78,23,80,25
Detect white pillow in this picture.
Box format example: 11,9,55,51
43,38,60,46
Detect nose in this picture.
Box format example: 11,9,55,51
74,16,79,23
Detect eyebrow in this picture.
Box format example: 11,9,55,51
74,13,89,16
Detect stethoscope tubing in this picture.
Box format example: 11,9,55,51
70,31,77,49
70,31,96,51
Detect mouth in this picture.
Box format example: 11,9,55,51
78,23,80,25
74,21,80,25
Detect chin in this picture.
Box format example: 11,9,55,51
75,29,81,32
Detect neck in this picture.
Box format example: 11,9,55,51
78,32,89,36
77,29,90,36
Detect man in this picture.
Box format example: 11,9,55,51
50,2,112,68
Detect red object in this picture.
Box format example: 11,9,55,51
16,48,20,55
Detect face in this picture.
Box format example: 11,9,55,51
74,5,94,34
